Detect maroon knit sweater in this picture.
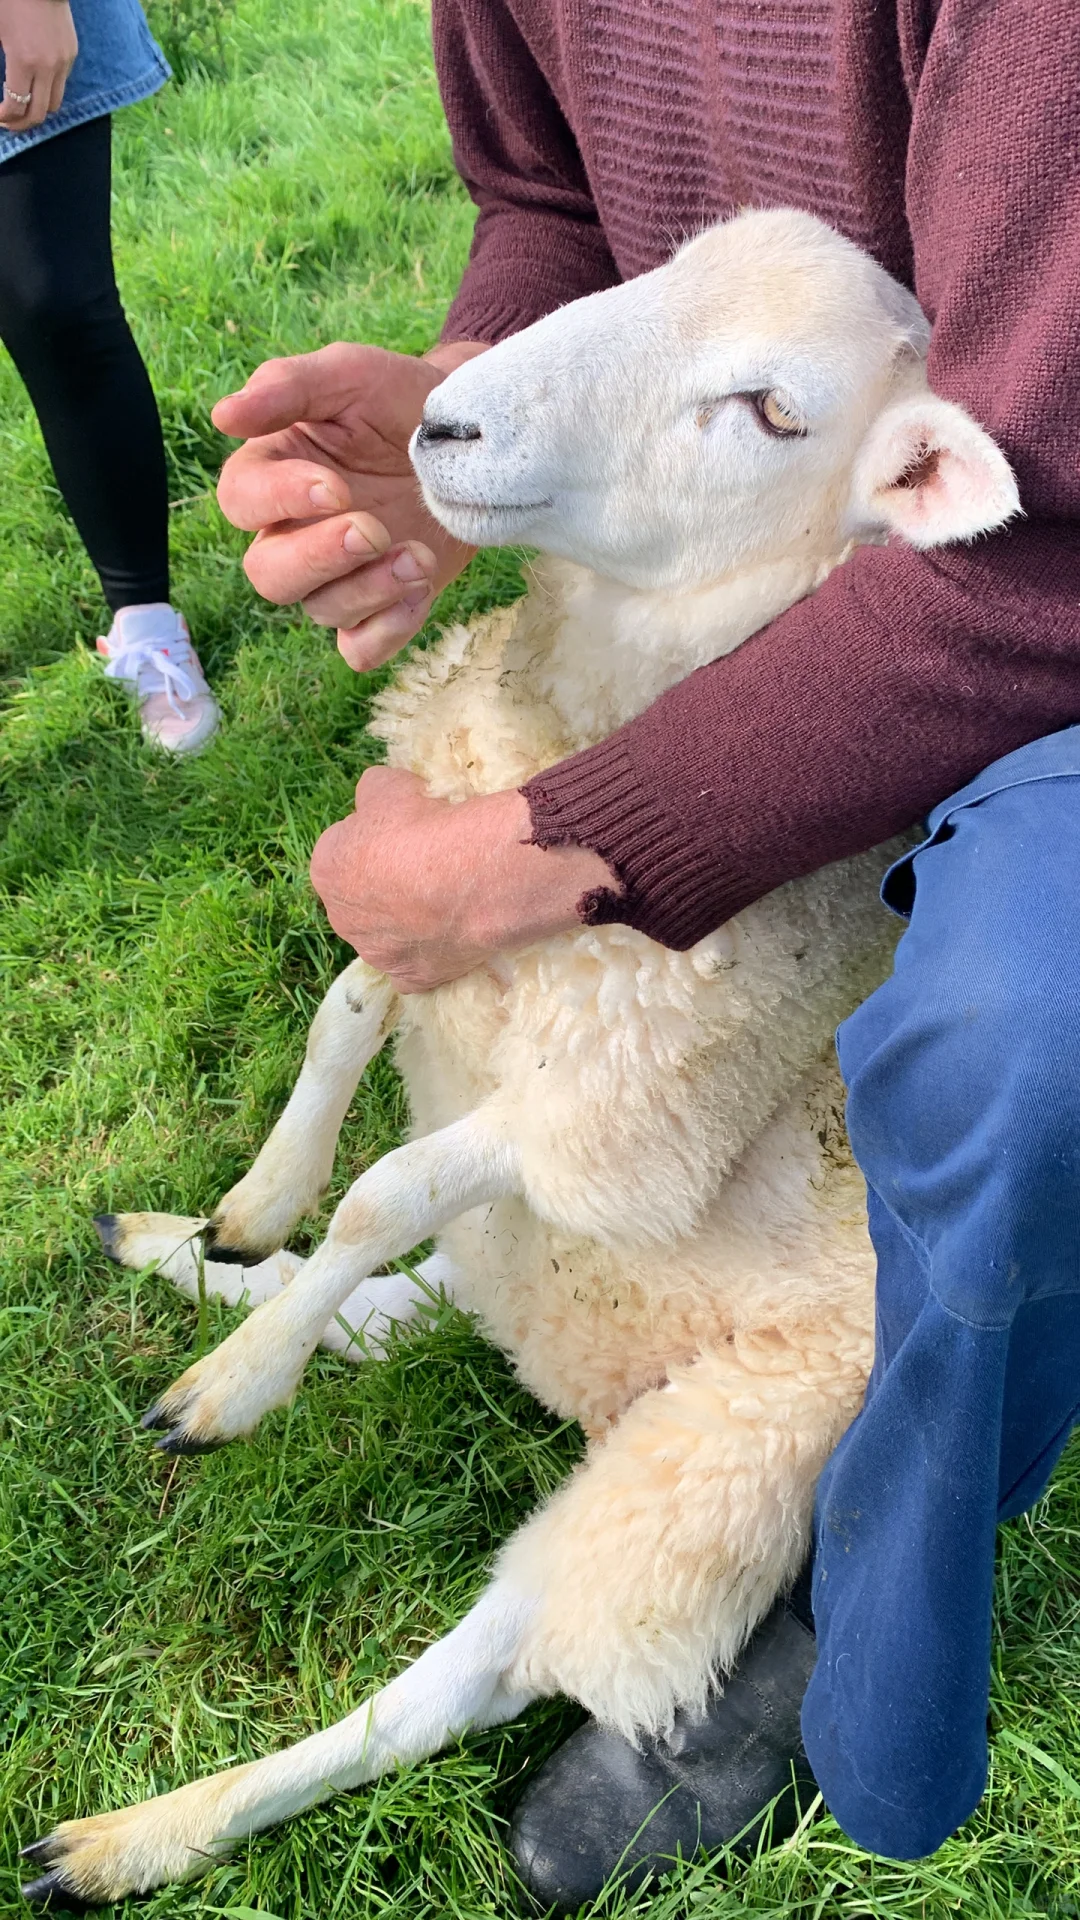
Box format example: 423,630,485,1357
432,0,1080,948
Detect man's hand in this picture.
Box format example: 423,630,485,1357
310,768,621,992
0,0,78,128
213,340,488,670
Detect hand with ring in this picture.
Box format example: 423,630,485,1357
0,0,78,131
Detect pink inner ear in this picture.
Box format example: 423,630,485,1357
879,438,987,541
893,441,940,491
860,398,1019,547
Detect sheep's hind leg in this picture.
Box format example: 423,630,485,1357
21,1578,538,1909
94,1211,299,1307
158,1244,464,1363
323,1248,464,1359
141,1110,518,1452
205,957,398,1261
497,1324,870,1739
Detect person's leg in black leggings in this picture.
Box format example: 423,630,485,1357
0,114,169,611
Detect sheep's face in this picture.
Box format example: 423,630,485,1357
412,209,1016,592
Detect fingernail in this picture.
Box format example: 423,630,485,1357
310,481,340,509
390,550,427,585
403,588,432,613
342,522,375,556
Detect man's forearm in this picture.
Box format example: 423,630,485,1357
433,0,619,346
524,525,1080,949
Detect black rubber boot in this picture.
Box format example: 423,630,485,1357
510,1591,818,1914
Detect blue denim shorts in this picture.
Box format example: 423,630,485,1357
0,0,168,165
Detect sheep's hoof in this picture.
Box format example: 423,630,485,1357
139,1310,299,1453
90,1210,209,1278
140,1396,226,1457
20,1839,95,1912
201,1219,262,1265
91,1214,123,1265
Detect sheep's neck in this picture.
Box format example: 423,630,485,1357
513,547,849,751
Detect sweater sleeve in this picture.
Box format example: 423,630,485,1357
432,0,619,343
524,0,1080,947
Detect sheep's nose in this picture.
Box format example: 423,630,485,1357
415,418,482,448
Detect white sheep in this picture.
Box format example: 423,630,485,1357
24,208,1018,1908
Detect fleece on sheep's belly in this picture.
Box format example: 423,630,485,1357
436,1049,876,1436
394,873,898,1258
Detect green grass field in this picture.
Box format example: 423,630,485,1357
1,1,1079,1913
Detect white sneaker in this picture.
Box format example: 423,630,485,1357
96,604,220,754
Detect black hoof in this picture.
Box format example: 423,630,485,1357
20,1843,94,1912
21,1871,94,1913
140,1399,224,1457
157,1430,224,1458
203,1223,260,1265
92,1214,122,1264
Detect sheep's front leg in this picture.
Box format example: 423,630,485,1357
95,961,396,1279
141,1111,518,1452
498,1320,870,1740
21,1579,538,1908
204,958,399,1261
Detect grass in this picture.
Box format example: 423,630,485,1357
0,0,1079,1913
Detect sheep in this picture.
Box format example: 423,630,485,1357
21,208,1018,1909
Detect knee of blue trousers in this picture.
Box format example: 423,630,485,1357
838,864,1080,1331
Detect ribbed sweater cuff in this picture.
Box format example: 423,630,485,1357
441,285,565,345
441,263,604,345
441,214,618,344
523,733,742,950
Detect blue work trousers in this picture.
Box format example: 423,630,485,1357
803,726,1080,1859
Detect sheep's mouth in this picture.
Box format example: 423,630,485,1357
423,489,553,517
419,487,555,544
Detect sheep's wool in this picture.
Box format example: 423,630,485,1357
367,566,891,1727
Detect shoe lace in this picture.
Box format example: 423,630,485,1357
102,631,200,717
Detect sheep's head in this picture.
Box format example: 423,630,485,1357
411,209,1017,593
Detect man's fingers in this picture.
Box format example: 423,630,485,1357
241,512,394,604
212,353,350,439
337,595,433,671
217,443,358,531
308,821,339,906
212,342,437,440
351,765,426,809
302,542,435,630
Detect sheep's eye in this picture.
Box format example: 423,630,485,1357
752,389,807,438
694,391,808,437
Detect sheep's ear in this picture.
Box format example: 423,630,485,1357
849,395,1020,549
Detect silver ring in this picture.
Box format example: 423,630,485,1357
5,87,33,105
